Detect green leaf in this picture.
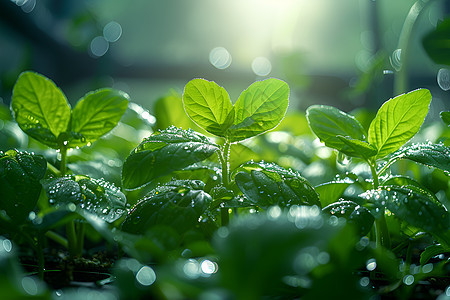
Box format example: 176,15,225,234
69,88,129,148
368,89,431,159
0,150,47,224
42,175,126,223
11,71,71,148
322,200,374,236
422,18,450,65
337,136,377,160
388,142,450,173
360,187,450,245
182,79,234,137
121,180,212,234
315,180,352,207
420,244,450,265
122,126,219,189
441,111,450,126
381,175,441,205
234,161,320,209
228,78,289,142
306,105,367,155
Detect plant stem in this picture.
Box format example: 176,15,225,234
37,232,45,280
219,141,231,226
66,221,77,257
394,0,435,95
369,161,391,249
45,231,69,249
60,145,67,176
76,222,85,257
221,141,231,188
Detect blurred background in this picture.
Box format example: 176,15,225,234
0,0,449,118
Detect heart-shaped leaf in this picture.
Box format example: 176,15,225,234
121,180,212,234
234,161,320,209
42,175,126,223
11,71,71,148
228,78,289,142
182,79,234,137
122,126,219,189
0,150,47,224
306,105,367,155
69,88,129,148
368,89,431,159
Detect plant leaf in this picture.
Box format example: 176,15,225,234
0,150,47,224
42,175,126,223
368,89,431,159
360,187,450,246
322,200,374,236
122,126,219,189
121,180,212,234
228,78,289,142
388,142,450,173
182,79,234,137
337,136,377,160
381,175,441,207
234,161,320,209
441,111,450,126
420,244,450,265
11,71,71,148
69,88,129,148
306,105,366,155
315,180,352,207
422,18,450,66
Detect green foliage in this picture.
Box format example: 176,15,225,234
183,78,289,142
422,18,450,66
122,126,219,189
11,71,71,148
212,207,369,299
234,161,320,209
42,174,126,222
69,88,129,148
322,200,374,236
0,149,46,224
229,78,289,142
441,111,450,126
306,105,367,157
368,89,431,159
11,71,128,150
121,180,212,234
182,78,234,138
315,181,352,207
387,142,450,173
361,187,450,246
3,70,450,299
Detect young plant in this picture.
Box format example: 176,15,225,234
121,78,320,237
306,89,450,251
8,71,129,257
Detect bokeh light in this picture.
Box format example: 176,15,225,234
209,47,232,69
252,56,272,76
103,21,123,43
90,36,109,57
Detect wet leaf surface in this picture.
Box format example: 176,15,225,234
42,175,126,223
